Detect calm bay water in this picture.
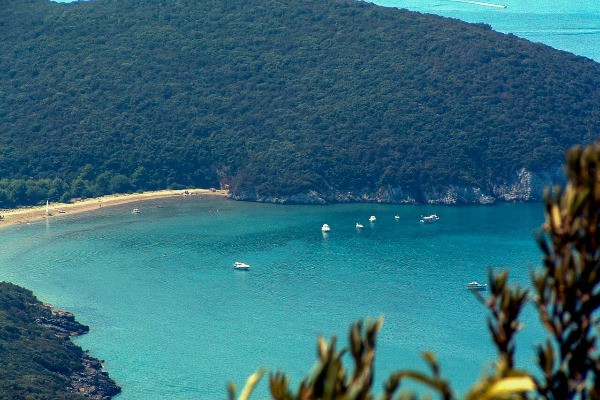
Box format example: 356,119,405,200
0,197,548,398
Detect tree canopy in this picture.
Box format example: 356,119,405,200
1,0,599,206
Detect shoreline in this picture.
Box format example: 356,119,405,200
0,188,228,228
36,301,122,399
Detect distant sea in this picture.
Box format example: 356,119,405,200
0,197,547,398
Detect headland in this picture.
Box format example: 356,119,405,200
0,282,121,399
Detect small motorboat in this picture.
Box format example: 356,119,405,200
356,223,364,228
321,224,331,232
466,281,487,291
234,262,250,270
132,208,141,214
420,214,439,223
394,215,400,220
369,215,376,222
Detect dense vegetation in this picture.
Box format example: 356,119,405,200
0,282,91,399
231,143,600,399
1,0,599,207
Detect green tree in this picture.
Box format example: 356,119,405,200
108,174,132,194
131,166,149,190
94,171,114,196
70,177,90,199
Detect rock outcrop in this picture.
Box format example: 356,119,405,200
34,302,121,400
34,303,89,337
70,355,122,400
228,167,565,205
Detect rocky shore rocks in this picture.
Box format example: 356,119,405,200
228,167,564,205
34,303,89,337
34,302,121,399
70,355,122,400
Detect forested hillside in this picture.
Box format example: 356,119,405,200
1,0,599,206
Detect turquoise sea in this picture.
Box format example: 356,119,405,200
0,196,548,398
9,0,598,398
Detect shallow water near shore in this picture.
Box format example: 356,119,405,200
0,197,548,398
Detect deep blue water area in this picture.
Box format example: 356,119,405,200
0,197,549,398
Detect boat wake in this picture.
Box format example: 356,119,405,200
449,0,507,8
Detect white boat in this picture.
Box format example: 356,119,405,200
420,214,439,223
132,208,141,214
394,215,400,220
321,224,331,232
233,262,250,270
466,281,487,291
356,223,364,228
369,215,376,222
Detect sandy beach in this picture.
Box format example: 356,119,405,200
0,188,228,228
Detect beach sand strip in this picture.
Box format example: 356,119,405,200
0,189,227,228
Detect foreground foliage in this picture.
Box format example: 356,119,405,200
230,143,600,399
1,0,599,206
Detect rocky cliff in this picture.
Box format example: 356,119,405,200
34,303,122,400
228,167,565,205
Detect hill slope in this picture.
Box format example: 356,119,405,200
1,0,599,205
